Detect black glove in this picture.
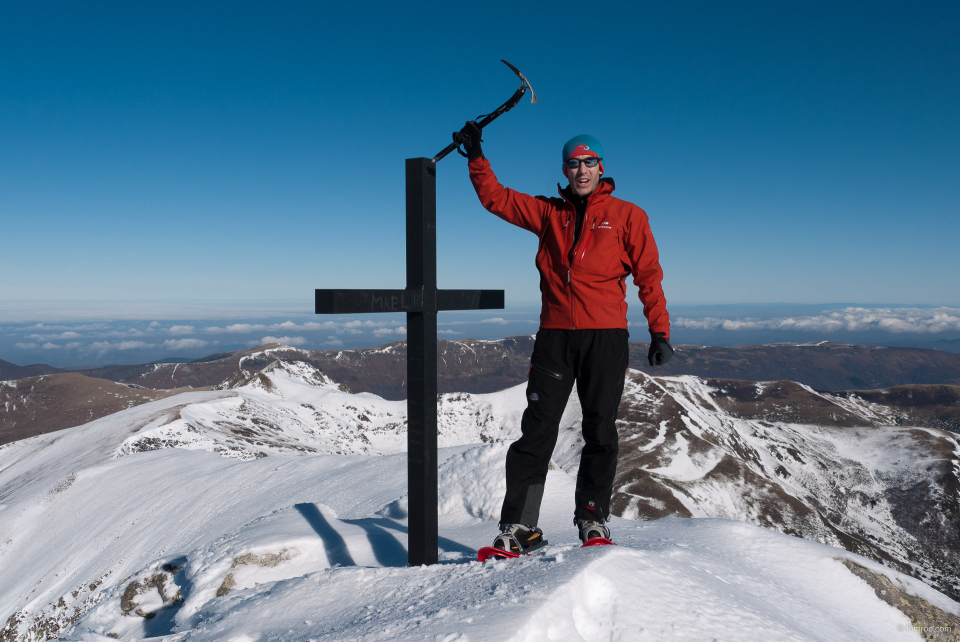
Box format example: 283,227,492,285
648,332,673,366
458,120,483,160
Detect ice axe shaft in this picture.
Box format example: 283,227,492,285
433,60,538,163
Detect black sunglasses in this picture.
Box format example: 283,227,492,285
565,156,602,169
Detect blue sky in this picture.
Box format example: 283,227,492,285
2,2,959,365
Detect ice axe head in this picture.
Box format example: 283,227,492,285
501,59,539,105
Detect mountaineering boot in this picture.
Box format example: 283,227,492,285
493,524,548,554
576,519,611,544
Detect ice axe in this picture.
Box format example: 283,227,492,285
433,60,538,163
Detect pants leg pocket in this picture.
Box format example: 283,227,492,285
530,364,563,381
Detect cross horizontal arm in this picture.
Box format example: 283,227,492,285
315,289,505,314
437,289,505,311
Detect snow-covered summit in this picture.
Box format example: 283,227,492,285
113,360,524,461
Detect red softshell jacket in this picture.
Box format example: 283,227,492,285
469,156,670,337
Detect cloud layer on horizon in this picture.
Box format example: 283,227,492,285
674,307,960,334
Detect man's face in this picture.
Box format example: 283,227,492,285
564,155,602,197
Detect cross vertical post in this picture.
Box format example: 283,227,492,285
405,157,438,566
314,162,504,567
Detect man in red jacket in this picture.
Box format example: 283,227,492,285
460,124,673,552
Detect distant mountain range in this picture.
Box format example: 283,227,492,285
4,340,960,445
4,337,960,398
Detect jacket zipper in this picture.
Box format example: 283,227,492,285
578,220,597,264
563,192,596,331
569,207,594,329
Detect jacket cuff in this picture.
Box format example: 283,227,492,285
649,328,670,341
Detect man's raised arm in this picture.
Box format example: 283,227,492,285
461,122,549,235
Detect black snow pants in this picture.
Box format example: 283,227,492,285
500,328,630,527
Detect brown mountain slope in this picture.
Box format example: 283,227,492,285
30,338,960,398
685,379,960,433
0,374,202,445
646,342,960,390
68,339,539,398
0,359,59,381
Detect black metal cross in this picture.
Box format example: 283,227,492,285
315,157,504,566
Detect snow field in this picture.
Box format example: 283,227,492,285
71,516,959,642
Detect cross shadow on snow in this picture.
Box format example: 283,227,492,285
437,535,476,561
293,503,357,567
341,518,410,567
342,517,476,565
294,504,475,567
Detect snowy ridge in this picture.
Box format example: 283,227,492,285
118,360,525,460
237,344,311,370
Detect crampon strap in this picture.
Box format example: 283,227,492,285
581,537,616,547
478,546,523,562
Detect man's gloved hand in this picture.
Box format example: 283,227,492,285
648,332,673,366
458,120,483,160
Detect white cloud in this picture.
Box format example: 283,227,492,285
27,331,83,341
118,341,152,350
26,323,108,332
372,328,395,337
205,323,268,333
437,329,460,335
168,325,194,335
101,329,148,338
64,342,82,349
42,342,61,350
202,319,401,337
673,307,960,334
324,338,344,347
302,321,339,331
164,338,209,350
260,336,307,346
15,342,38,349
342,320,402,330
149,321,160,327
481,318,508,325
87,341,155,354
397,326,406,335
